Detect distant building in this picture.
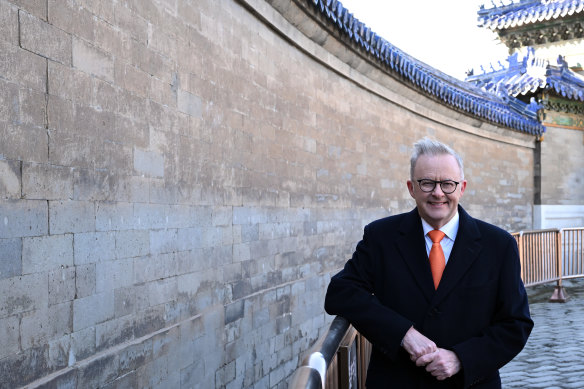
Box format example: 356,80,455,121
468,0,584,228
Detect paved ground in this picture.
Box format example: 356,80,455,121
500,278,584,388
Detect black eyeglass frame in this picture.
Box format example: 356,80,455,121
416,179,460,194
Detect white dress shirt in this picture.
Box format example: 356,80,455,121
421,212,460,264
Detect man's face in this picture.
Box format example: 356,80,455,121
407,154,467,229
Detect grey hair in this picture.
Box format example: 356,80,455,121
410,137,464,180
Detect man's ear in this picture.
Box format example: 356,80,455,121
407,180,415,198
459,180,467,196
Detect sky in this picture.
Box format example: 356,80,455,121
337,0,511,80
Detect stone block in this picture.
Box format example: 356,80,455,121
0,1,18,44
133,203,167,229
150,228,178,254
22,234,73,274
0,122,48,164
95,202,135,232
22,163,74,200
48,0,96,41
0,238,21,280
115,229,150,259
95,314,135,352
177,89,202,117
0,159,21,200
76,353,119,389
49,200,95,234
20,301,72,349
48,266,76,305
0,272,47,318
19,10,72,65
114,283,149,318
70,325,96,362
73,290,114,331
134,252,177,284
74,231,116,265
72,37,114,82
75,263,96,299
48,61,92,103
95,258,133,293
148,277,178,308
0,40,46,91
134,148,165,178
13,0,47,20
0,315,19,359
0,344,49,388
19,88,47,128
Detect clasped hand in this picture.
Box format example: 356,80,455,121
401,327,461,381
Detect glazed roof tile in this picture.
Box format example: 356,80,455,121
467,48,584,101
309,0,545,136
478,0,584,30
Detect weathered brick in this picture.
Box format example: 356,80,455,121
0,199,47,238
0,238,22,280
0,1,18,45
75,263,96,299
19,10,72,65
48,0,95,42
150,228,178,254
22,163,74,200
72,37,114,82
177,89,202,117
115,229,150,259
0,159,21,200
114,283,149,318
95,202,135,232
74,231,116,265
95,258,133,293
73,290,114,331
0,315,20,359
20,302,72,349
22,234,74,274
48,266,76,305
0,272,48,318
134,148,164,178
48,61,92,103
0,40,46,91
49,200,95,234
13,0,47,20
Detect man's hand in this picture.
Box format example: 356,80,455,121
401,327,437,362
415,348,461,380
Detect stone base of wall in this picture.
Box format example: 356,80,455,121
534,205,584,229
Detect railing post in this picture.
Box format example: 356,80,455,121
549,228,568,302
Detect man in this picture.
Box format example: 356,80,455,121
325,138,533,388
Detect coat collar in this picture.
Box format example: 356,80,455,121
396,206,482,304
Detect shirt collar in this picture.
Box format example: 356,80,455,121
421,211,460,241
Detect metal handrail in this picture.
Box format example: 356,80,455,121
288,316,350,389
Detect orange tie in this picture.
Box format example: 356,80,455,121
428,230,446,289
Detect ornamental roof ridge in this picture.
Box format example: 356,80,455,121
478,0,584,30
466,47,584,101
308,0,545,135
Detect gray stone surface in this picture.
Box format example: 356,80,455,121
501,279,584,388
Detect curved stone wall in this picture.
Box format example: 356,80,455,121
0,0,535,387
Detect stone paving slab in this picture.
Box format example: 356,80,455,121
500,279,584,388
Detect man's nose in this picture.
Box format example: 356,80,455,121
431,184,445,195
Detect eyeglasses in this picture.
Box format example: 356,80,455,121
416,179,460,194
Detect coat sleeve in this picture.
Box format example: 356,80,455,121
324,224,414,360
452,235,534,387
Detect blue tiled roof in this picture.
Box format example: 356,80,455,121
467,48,584,101
478,0,584,30
308,0,545,136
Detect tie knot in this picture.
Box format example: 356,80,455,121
428,230,445,243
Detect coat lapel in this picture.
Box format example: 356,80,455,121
396,209,435,302
432,206,482,305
